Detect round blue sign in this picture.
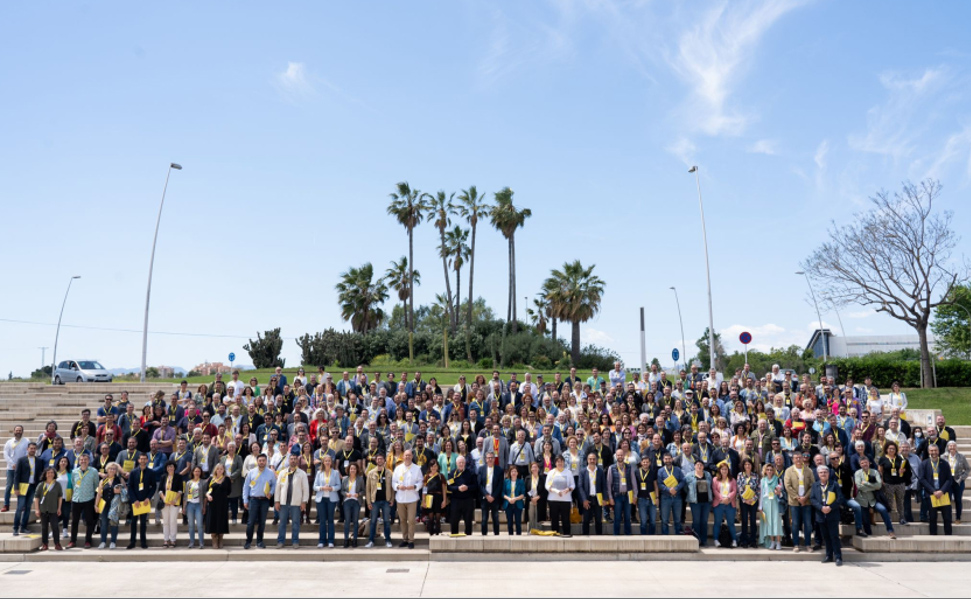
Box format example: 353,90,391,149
228,352,236,362
672,348,680,361
739,332,752,345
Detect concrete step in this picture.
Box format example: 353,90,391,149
852,534,971,553
430,534,698,553
838,523,971,536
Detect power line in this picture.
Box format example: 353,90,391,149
0,317,293,340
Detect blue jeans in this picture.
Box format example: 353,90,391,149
277,504,302,545
186,502,204,547
14,483,36,532
99,509,118,545
954,480,966,521
864,502,894,534
713,504,737,544
343,499,360,541
846,498,865,531
660,493,682,534
506,506,523,535
4,470,14,508
368,501,392,543
612,494,632,535
790,504,812,547
904,488,915,523
317,498,336,545
637,497,657,535
691,502,711,545
246,496,270,544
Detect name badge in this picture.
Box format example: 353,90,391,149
640,483,647,490
344,461,349,468
139,483,144,491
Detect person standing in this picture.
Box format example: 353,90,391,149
503,465,525,535
944,441,969,524
736,459,761,548
341,463,365,547
607,449,635,536
658,453,685,535
126,453,156,549
921,444,954,535
712,461,739,547
33,467,63,550
635,456,659,536
11,441,39,535
158,461,183,548
313,454,341,548
545,455,575,536
447,455,479,536
811,465,844,566
3,426,28,513
67,454,97,548
242,454,276,549
392,449,423,549
205,462,232,549
759,463,783,549
275,452,309,549
365,454,395,548
578,453,605,536
95,463,123,549
685,461,713,547
478,451,504,536
784,452,814,552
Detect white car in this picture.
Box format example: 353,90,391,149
53,360,113,384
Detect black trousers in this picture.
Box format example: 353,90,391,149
70,499,95,545
129,513,148,546
820,516,842,560
40,512,60,545
450,498,474,535
481,499,501,536
550,501,571,535
929,504,953,535
582,499,602,535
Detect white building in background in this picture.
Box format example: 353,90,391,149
806,329,937,359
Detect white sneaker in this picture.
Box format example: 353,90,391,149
328,543,334,548
732,540,737,548
386,541,393,548
365,541,374,548
98,543,106,549
317,543,324,549
109,543,115,550
714,540,721,547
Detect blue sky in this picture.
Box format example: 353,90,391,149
2,1,970,377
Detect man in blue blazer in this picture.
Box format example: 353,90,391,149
478,451,504,536
577,452,605,535
920,444,954,535
607,449,636,535
810,465,845,566
126,453,157,549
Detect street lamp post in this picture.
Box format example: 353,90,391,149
669,287,687,371
796,271,827,363
51,276,80,384
141,162,182,383
688,166,716,371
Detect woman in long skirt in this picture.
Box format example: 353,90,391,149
758,463,783,549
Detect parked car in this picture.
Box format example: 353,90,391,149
53,360,113,384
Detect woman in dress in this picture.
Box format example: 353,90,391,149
758,462,783,549
205,462,231,549
422,461,448,536
55,456,72,531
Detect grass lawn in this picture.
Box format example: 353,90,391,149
904,387,971,426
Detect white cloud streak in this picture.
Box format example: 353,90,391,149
275,62,316,102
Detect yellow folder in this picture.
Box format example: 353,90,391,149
650,491,658,504
422,494,434,509
164,490,182,505
826,491,836,505
96,498,106,514
131,499,151,516
931,494,951,508
663,474,678,488
596,493,604,505
18,483,28,495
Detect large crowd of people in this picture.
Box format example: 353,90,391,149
3,362,966,565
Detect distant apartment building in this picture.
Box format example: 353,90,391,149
806,329,937,359
192,361,230,376
157,365,175,379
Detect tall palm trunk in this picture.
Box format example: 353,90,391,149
465,223,476,361
551,317,557,341
408,228,415,361
510,234,518,334
507,237,513,324
439,228,454,332
571,319,581,364
454,265,461,339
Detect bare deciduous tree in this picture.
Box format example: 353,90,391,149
801,179,968,387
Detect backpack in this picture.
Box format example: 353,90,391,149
718,523,734,548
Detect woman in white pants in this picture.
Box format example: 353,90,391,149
158,461,184,548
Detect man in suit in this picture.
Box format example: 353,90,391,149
481,425,510,471
11,442,39,535
920,444,954,535
126,453,157,549
607,449,636,536
192,433,220,479
578,451,605,535
447,456,479,536
477,451,504,536
692,431,717,475
713,435,741,477
811,465,845,565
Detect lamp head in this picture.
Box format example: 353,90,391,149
795,271,805,275
688,166,698,173
170,163,182,170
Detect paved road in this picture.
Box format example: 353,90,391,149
0,559,962,597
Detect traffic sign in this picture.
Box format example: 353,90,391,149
739,331,752,345
672,348,680,362
228,352,236,363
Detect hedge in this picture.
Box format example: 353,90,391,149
824,357,971,388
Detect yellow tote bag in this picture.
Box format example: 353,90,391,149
741,486,756,501
131,500,151,516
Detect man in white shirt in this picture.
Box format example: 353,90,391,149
391,449,422,549
609,361,626,388
3,426,27,512
274,453,310,548
228,370,244,399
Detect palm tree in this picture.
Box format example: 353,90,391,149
430,293,451,368
489,187,531,334
388,182,428,360
384,256,420,330
335,263,389,334
456,186,491,360
425,190,455,331
526,295,549,336
445,225,470,334
544,260,606,364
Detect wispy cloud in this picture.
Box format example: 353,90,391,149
584,327,615,345
813,139,829,190
275,62,316,102
665,0,810,136
667,136,697,165
477,6,575,88
747,139,778,155
846,309,874,319
848,67,949,159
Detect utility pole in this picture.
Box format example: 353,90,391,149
38,347,48,370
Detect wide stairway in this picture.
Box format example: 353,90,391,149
0,383,968,562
